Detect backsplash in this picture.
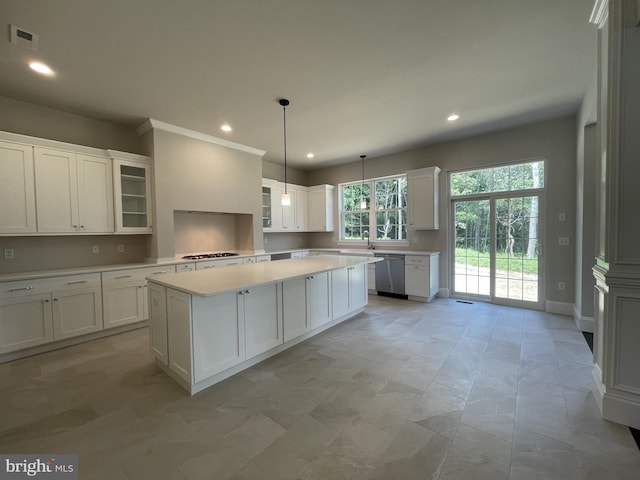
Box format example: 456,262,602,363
0,235,150,274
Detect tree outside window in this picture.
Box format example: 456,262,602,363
340,175,407,241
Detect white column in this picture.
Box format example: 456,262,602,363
591,0,640,428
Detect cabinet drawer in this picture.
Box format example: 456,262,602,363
195,258,243,270
405,255,429,266
102,265,176,285
0,277,53,298
51,273,101,291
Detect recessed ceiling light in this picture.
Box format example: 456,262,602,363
220,124,232,132
29,61,54,76
306,153,314,159
447,114,460,122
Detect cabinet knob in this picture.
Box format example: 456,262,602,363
73,225,78,229
44,299,50,303
53,298,58,301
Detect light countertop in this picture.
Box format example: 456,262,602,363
148,255,381,297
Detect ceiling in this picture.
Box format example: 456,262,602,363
0,0,596,169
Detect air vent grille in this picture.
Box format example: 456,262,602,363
10,25,39,51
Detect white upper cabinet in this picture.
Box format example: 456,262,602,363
308,185,334,232
113,157,152,233
34,148,114,233
34,148,78,233
0,141,36,234
77,154,114,233
407,167,440,230
294,188,308,231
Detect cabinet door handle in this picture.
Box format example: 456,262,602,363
138,285,144,289
202,265,215,269
115,275,132,279
66,280,88,285
9,286,33,292
152,271,168,274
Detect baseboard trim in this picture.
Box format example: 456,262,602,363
545,300,574,316
602,391,640,430
438,288,450,298
573,304,595,332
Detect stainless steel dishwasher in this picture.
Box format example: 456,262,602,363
375,254,406,296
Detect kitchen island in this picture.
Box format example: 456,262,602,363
147,255,380,394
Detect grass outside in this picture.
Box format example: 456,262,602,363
455,247,538,276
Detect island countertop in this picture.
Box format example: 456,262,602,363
147,255,380,297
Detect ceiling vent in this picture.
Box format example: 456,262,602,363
9,25,39,51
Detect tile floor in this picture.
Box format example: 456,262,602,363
1,296,639,479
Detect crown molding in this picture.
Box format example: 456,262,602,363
137,118,266,157
590,0,609,26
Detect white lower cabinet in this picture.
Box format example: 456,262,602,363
308,272,332,329
192,291,244,383
176,263,196,273
102,281,145,328
283,271,332,341
331,265,367,320
102,266,177,328
167,288,192,383
0,272,103,354
243,284,282,359
404,254,439,302
283,278,308,341
191,284,281,383
0,294,53,354
367,264,376,293
148,282,168,366
149,260,373,394
51,285,102,340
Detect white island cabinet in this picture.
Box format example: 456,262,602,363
148,255,379,394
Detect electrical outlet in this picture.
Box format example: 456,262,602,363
4,248,15,259
558,212,566,221
117,244,125,253
559,237,570,246
558,282,566,291
92,245,100,254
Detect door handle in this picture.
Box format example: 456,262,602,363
9,286,33,292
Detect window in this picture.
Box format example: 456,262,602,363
450,160,544,197
340,175,407,242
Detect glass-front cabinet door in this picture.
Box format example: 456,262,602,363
262,185,272,229
113,158,152,233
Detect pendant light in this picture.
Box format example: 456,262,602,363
279,98,291,206
360,155,367,209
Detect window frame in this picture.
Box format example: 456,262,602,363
338,173,409,246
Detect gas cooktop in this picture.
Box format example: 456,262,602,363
182,252,240,260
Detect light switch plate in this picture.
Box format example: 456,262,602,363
92,245,100,254
4,248,15,259
559,237,570,246
558,212,566,221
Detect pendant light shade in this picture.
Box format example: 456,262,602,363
279,98,290,206
360,155,367,209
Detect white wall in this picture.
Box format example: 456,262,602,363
149,129,264,260
307,116,577,304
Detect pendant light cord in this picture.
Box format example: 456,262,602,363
283,103,288,194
